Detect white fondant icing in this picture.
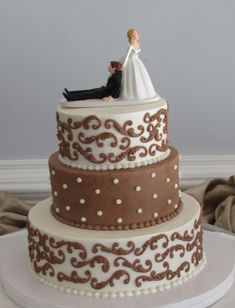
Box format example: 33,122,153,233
28,193,205,297
57,98,170,170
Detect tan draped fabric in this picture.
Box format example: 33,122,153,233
0,192,32,235
0,175,235,235
185,175,235,232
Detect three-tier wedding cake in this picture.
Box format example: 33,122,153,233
27,29,205,298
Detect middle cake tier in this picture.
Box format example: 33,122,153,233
49,146,181,230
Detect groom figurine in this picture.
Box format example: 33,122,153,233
63,61,122,102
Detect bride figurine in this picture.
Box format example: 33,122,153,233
120,29,159,100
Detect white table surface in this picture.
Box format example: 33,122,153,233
0,229,235,308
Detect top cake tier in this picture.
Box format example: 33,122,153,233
56,98,169,170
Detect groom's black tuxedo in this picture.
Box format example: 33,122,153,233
64,71,122,101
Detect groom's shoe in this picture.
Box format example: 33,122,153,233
63,92,70,101
64,88,69,94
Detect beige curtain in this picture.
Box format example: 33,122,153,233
185,175,235,232
0,192,32,235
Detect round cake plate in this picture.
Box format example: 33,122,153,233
0,230,234,308
59,95,160,108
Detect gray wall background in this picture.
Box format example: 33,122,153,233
0,0,235,160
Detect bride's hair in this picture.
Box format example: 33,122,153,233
127,28,136,43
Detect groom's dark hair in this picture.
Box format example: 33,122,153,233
110,61,122,72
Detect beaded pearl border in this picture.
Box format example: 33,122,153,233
50,200,183,231
58,149,171,171
29,255,206,298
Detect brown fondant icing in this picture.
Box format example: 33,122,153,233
49,147,181,230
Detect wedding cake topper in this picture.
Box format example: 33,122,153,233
62,29,160,106
63,61,122,102
120,28,158,100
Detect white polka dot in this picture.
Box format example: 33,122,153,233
115,199,122,205
137,208,143,214
76,177,82,183
55,208,60,213
81,217,87,222
175,183,179,189
113,179,119,184
63,184,68,189
166,178,171,183
135,186,141,192
65,206,70,211
151,172,156,178
153,212,158,218
174,204,178,209
54,191,58,197
152,193,158,199
174,164,178,170
51,170,55,175
80,199,85,204
97,210,103,216
168,199,172,205
117,218,123,224
95,189,101,194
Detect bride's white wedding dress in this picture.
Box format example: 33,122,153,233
120,45,158,100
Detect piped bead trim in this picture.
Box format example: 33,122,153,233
29,256,206,298
50,201,182,231
58,149,171,171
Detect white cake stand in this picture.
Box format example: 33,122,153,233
0,230,234,308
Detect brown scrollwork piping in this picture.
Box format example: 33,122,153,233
57,270,92,284
92,241,135,255
114,257,152,273
90,270,130,290
71,255,110,273
134,234,169,256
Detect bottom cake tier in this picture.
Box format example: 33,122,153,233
27,193,205,297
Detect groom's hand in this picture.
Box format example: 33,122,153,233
102,96,113,102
